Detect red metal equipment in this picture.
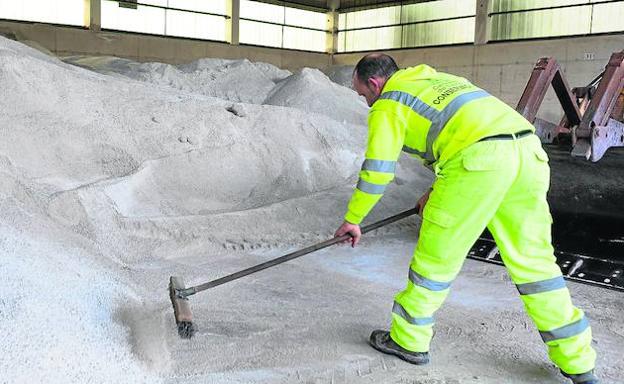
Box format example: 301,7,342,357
515,52,624,161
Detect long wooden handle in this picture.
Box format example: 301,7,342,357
179,207,418,298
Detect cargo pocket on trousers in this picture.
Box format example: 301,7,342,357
533,146,550,163
458,143,507,198
419,204,457,256
531,145,551,196
422,204,456,230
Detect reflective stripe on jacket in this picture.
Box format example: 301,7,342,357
344,64,535,225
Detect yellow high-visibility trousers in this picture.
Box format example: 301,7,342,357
390,134,596,375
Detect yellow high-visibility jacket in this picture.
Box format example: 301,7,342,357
344,64,535,225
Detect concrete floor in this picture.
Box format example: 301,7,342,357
124,233,624,384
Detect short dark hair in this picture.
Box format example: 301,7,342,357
354,53,399,84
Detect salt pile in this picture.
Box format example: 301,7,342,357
0,207,157,383
323,65,355,89
63,55,291,104
263,67,368,125
0,35,432,383
62,56,368,126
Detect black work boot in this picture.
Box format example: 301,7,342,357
561,369,599,384
369,330,430,365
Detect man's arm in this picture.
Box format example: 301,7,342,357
335,109,406,245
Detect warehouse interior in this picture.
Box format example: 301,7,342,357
0,1,623,383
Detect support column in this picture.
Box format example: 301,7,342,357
326,0,339,55
227,0,240,45
86,0,101,32
474,0,490,45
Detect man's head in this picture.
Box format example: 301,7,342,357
352,53,399,107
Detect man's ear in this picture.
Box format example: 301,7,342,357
367,76,384,93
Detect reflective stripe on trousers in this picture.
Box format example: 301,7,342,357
516,276,591,343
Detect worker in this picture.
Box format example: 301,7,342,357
334,53,598,384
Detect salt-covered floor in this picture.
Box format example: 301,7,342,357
0,35,622,383
135,234,622,384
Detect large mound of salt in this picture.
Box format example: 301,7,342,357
323,65,355,89
0,36,432,383
263,68,368,125
63,55,291,104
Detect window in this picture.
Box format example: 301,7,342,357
239,0,329,52
240,19,282,47
337,0,476,53
401,0,475,47
489,0,624,40
339,26,402,51
0,0,86,26
101,0,228,41
402,18,474,48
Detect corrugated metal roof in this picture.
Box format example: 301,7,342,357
253,0,409,12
